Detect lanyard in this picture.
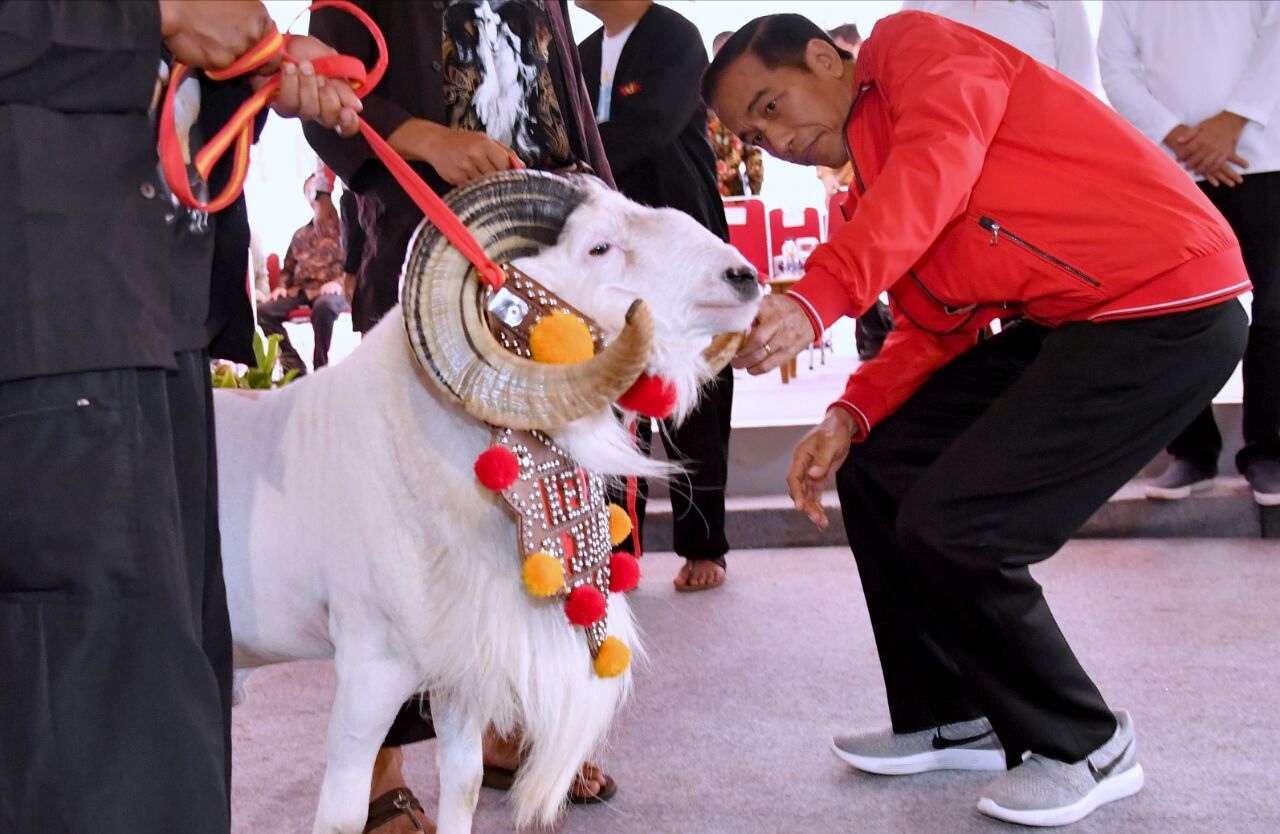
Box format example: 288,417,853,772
158,0,506,290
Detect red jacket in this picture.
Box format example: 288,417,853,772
788,11,1250,439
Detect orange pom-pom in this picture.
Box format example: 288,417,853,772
609,552,640,593
594,636,631,678
529,311,594,365
565,584,607,626
475,446,519,492
522,551,566,597
617,373,676,418
607,503,632,546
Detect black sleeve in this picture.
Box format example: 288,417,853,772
302,0,415,187
0,0,160,112
595,13,706,176
339,189,364,274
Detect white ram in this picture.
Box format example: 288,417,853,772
216,172,762,834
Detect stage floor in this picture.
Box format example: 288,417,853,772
231,541,1279,834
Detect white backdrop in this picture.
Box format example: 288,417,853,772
248,1,1105,260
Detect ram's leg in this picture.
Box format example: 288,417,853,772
313,648,422,834
432,691,485,834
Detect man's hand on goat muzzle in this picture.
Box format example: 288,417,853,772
733,294,816,374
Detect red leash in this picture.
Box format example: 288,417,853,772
159,0,506,290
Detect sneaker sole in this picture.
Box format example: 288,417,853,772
830,740,1005,775
1254,490,1280,507
976,763,1145,827
1145,480,1214,501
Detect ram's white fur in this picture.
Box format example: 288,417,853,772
216,179,760,834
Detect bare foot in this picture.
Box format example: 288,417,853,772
673,559,726,592
368,746,436,833
483,730,610,800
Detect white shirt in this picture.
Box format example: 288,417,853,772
900,0,1099,93
596,21,638,124
1099,1,1280,177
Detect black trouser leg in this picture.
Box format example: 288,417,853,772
835,324,1049,734
838,302,1247,764
168,351,235,796
1166,405,1222,473
256,293,308,371
382,695,435,747
661,365,733,564
614,366,734,564
309,293,351,369
1200,172,1280,471
0,360,231,833
855,300,893,360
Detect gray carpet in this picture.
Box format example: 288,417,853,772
231,541,1280,834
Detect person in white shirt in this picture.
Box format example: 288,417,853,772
900,0,1099,93
1100,0,1280,506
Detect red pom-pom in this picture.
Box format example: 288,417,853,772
564,585,607,626
617,373,677,419
474,446,519,492
609,552,641,593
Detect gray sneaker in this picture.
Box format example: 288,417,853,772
831,717,1005,775
977,710,1144,827
1145,458,1215,500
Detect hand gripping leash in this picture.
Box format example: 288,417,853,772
158,0,506,290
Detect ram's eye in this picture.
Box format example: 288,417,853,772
589,243,611,256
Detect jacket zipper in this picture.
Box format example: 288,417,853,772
979,217,1100,288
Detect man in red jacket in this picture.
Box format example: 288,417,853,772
705,12,1250,827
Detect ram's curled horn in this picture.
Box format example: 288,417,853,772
703,332,744,374
402,169,655,430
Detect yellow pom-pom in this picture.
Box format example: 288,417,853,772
594,636,631,678
522,552,566,597
607,503,632,546
529,311,595,365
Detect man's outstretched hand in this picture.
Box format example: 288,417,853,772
733,293,816,375
787,408,858,530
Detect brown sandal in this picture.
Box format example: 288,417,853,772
364,787,431,833
481,764,618,805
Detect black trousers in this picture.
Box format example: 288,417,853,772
855,300,893,360
836,302,1247,765
0,351,232,833
623,364,734,565
1167,172,1280,473
257,292,351,370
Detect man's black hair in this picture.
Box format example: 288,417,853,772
828,23,862,46
701,14,853,105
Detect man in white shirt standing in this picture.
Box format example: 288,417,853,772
1100,0,1280,506
901,0,1099,93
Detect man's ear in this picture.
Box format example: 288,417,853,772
805,37,847,80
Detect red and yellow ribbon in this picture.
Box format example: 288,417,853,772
158,0,505,289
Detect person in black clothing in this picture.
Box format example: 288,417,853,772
305,3,618,829
0,3,358,831
576,0,737,592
